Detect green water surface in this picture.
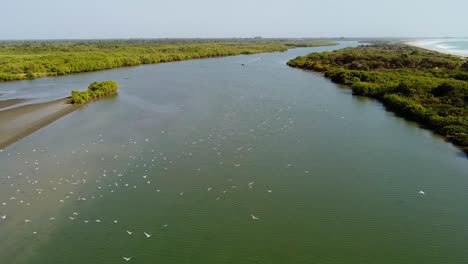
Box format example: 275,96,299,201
0,42,467,264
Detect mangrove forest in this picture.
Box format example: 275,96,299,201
288,44,468,155
0,39,337,82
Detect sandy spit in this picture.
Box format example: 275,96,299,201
0,98,76,149
0,98,28,110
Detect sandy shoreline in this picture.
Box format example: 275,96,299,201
0,98,76,149
405,41,468,58
0,98,28,110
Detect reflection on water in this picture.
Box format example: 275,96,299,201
1,42,468,264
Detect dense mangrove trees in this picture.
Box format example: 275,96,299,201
288,44,468,155
0,39,337,81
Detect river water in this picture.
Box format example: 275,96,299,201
0,42,467,264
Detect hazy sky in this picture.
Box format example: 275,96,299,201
1,0,466,39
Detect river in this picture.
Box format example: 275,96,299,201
0,42,467,264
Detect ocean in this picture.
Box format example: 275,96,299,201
413,38,468,57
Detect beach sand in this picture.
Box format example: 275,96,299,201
0,98,76,149
405,41,468,58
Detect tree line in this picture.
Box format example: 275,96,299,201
0,40,337,82
288,44,468,155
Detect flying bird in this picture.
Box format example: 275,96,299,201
251,214,260,220
144,232,152,238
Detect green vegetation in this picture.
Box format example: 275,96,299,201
69,80,119,105
0,39,336,81
288,44,468,155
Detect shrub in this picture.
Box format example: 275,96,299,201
69,80,119,105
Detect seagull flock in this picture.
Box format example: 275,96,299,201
0,104,297,261
0,99,428,262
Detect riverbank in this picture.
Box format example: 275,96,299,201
0,40,338,82
287,43,468,156
0,98,76,149
406,40,468,58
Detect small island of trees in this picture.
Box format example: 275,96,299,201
69,80,119,105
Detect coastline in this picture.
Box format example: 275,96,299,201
405,40,468,58
0,98,76,150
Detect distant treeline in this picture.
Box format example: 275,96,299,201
69,80,118,105
288,44,468,155
0,40,337,81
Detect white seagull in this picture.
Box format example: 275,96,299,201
1,215,6,220
418,190,425,195
122,257,131,261
126,230,133,235
251,214,260,220
144,232,152,238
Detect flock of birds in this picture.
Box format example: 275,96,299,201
0,97,428,262
0,101,306,262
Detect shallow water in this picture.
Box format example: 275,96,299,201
0,42,467,264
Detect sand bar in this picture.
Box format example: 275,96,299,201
0,98,28,110
0,98,76,149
